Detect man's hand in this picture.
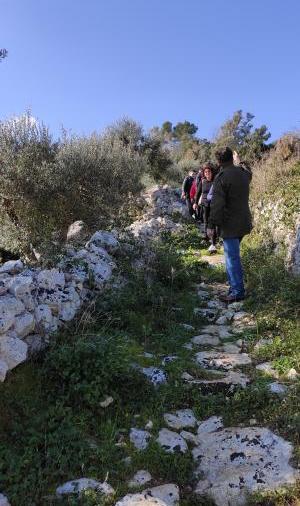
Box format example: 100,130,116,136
206,228,215,240
181,192,186,200
193,203,198,210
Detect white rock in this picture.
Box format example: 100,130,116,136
116,494,168,505
0,335,27,370
145,420,153,430
286,368,299,380
161,355,178,366
130,428,151,450
56,478,114,496
0,313,15,334
0,295,25,317
59,302,77,322
0,359,9,382
164,409,197,430
142,484,179,506
35,305,53,332
37,269,65,290
14,312,35,338
195,351,252,371
190,371,250,390
8,275,33,297
142,367,167,385
100,396,114,408
191,334,220,346
0,260,23,274
256,362,279,379
215,315,230,325
157,428,188,453
129,470,152,489
180,430,198,445
268,382,288,395
179,323,195,331
87,230,119,252
254,338,273,350
193,426,299,506
221,344,241,354
194,308,218,322
66,220,86,242
0,494,11,506
197,416,223,438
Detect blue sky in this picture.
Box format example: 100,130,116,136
1,0,299,141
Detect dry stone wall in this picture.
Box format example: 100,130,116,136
0,230,119,382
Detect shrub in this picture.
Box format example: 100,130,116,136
0,113,146,256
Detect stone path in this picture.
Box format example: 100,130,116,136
120,256,298,505
48,255,299,506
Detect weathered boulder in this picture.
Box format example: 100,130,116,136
130,428,151,450
0,335,27,371
14,312,35,338
195,351,252,371
37,269,65,290
193,425,299,506
87,230,119,253
0,494,11,506
164,409,197,430
129,470,152,489
0,260,23,275
157,428,188,454
56,478,114,496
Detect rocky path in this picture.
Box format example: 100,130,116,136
115,256,298,505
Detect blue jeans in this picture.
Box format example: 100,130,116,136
223,238,245,298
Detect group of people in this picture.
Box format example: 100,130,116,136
182,161,219,253
181,147,252,303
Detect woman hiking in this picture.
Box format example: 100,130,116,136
194,163,218,253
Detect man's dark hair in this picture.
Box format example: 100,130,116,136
215,147,233,165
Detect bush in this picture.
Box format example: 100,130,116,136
0,114,146,256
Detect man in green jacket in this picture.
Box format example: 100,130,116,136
207,147,252,302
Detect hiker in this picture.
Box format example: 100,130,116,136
189,176,198,219
181,169,197,217
194,163,217,252
207,147,252,302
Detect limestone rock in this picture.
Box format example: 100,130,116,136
193,426,299,506
157,428,188,453
191,334,220,346
0,335,27,370
180,430,198,445
0,359,9,382
142,484,179,506
14,312,35,338
87,230,119,252
130,428,151,450
195,351,252,371
128,470,152,489
116,494,168,505
268,382,288,395
286,368,299,380
35,305,54,332
142,367,167,385
164,409,197,430
0,494,11,506
194,308,218,322
100,396,114,408
37,269,65,290
0,260,23,274
180,323,195,331
256,362,279,378
0,296,25,317
8,275,33,297
193,371,250,390
0,313,14,334
197,416,224,438
56,478,114,496
66,220,86,243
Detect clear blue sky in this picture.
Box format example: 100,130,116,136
1,0,299,141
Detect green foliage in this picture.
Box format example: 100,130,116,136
0,113,146,255
43,333,150,409
173,121,198,140
214,110,271,163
